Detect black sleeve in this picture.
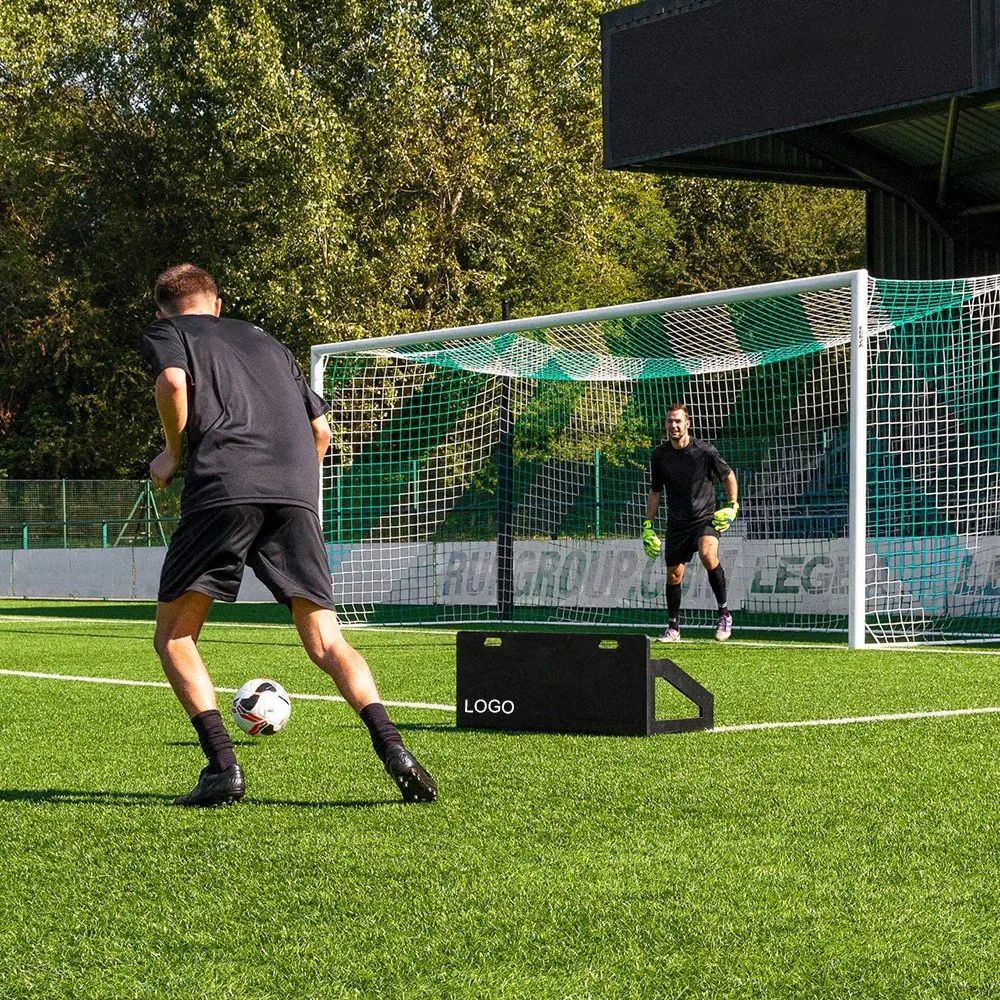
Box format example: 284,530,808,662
141,320,190,379
285,346,328,420
706,443,733,480
649,447,664,492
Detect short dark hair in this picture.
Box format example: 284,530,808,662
666,403,690,420
154,264,218,314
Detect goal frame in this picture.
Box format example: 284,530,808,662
311,269,872,645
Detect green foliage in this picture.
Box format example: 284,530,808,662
661,177,866,293
0,1,865,477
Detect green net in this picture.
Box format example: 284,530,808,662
9,271,999,644
319,278,858,634
317,272,1000,642
866,276,1000,641
389,290,846,380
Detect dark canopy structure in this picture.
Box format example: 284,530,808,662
602,0,1000,278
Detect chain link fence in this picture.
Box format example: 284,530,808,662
0,481,183,549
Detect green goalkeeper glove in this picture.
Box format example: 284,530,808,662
641,519,661,558
712,500,740,533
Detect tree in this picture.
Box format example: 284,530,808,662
658,177,866,294
0,0,354,474
0,0,866,478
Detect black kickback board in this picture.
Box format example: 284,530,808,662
456,631,713,736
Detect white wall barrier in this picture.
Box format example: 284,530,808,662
1,547,272,601
6,537,999,618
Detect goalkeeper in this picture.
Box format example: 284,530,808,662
641,403,739,642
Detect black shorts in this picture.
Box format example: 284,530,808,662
159,504,335,609
664,521,720,568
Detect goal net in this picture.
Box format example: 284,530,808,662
312,270,1000,645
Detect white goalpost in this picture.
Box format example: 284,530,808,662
311,269,1000,646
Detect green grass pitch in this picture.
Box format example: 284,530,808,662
2,599,1000,999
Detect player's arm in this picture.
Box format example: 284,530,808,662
645,489,661,522
722,471,738,506
311,413,332,464
150,367,188,488
642,489,662,556
712,471,740,532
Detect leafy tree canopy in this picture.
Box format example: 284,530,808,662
0,0,864,477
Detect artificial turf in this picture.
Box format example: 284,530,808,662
2,600,1000,998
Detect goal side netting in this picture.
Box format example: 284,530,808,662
312,270,1000,645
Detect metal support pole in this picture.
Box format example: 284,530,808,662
333,465,343,542
115,484,148,548
61,478,67,549
145,482,167,546
310,350,326,527
848,269,870,648
594,448,601,540
937,97,960,205
497,298,515,621
411,458,420,526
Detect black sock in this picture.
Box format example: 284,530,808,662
360,702,404,764
191,709,237,773
666,583,682,624
707,564,728,610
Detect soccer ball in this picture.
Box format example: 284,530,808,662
231,678,291,736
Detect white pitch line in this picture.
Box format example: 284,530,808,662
0,668,455,713
7,615,1000,655
711,705,1000,733
5,668,1000,734
714,639,1000,654
0,614,458,638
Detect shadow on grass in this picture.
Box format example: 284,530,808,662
0,625,304,648
166,725,458,746
0,787,404,809
0,624,454,651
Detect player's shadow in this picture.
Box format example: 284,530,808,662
0,788,403,809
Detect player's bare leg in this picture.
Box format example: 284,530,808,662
291,598,437,802
699,535,733,641
154,590,216,715
155,590,244,806
291,598,381,712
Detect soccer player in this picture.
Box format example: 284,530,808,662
142,263,437,807
641,403,739,643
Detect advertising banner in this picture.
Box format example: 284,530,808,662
325,538,853,613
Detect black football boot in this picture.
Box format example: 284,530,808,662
384,747,437,803
173,763,246,807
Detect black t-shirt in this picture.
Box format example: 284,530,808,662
649,437,732,532
141,315,328,516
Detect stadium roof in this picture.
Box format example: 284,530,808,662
602,0,1000,231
